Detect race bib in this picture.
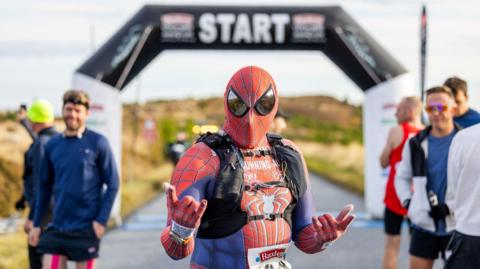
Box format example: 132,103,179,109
247,243,292,269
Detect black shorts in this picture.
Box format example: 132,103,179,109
409,227,451,260
445,231,480,269
384,207,405,235
37,226,100,262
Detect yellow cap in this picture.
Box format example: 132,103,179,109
27,99,54,123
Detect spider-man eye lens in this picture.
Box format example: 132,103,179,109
227,88,249,117
254,86,275,116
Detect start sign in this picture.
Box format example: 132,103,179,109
198,13,290,44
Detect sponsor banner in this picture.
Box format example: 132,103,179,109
72,72,123,225
160,13,195,43
363,73,416,218
292,13,326,43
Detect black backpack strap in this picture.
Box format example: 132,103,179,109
248,213,285,221
196,132,246,239
243,181,288,191
267,134,307,200
266,133,283,146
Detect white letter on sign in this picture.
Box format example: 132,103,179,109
252,14,272,43
233,13,252,43
217,13,235,43
199,13,217,43
271,14,290,43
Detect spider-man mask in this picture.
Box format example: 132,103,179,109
223,66,279,149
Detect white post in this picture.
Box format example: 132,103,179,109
363,73,416,218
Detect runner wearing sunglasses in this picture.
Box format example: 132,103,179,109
395,86,461,269
160,66,355,269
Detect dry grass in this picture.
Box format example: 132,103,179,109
0,231,28,269
296,141,365,194
120,163,173,217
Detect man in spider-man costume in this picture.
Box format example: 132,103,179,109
161,66,355,269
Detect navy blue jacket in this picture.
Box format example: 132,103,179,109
24,126,58,222
454,108,480,128
33,129,119,230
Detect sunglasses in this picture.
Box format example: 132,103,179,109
425,104,449,113
64,97,89,109
227,85,276,117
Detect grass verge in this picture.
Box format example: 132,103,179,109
120,163,173,217
0,231,28,269
305,156,364,194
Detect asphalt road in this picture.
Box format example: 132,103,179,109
96,173,443,269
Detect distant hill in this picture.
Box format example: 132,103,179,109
124,95,362,145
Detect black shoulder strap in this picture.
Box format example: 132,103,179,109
266,132,283,145
196,132,229,163
196,132,246,239
267,133,307,200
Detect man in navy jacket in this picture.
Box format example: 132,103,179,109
29,90,119,269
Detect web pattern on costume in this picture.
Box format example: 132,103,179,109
223,66,277,148
236,139,292,250
171,143,220,195
294,224,326,254
241,186,293,248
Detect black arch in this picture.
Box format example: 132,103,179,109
77,5,406,91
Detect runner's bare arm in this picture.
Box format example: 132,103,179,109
380,126,403,168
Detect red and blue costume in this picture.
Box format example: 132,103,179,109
161,66,354,268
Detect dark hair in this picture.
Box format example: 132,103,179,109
426,86,453,98
63,90,90,109
443,76,467,97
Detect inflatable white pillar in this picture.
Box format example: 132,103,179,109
363,73,416,218
72,73,123,225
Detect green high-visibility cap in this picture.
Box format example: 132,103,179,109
27,99,54,123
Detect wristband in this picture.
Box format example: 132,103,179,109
169,230,193,245
171,220,195,239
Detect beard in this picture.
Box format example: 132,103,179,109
64,117,82,132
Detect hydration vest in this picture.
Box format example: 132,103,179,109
196,132,307,239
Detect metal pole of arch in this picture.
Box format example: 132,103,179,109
420,4,428,123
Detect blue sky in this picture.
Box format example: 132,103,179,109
1,0,479,112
